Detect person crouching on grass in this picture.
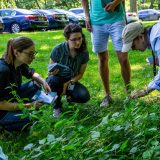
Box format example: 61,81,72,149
0,36,51,132
122,22,160,98
46,24,90,117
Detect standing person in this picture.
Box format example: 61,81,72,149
81,0,131,107
122,22,160,98
46,24,90,117
0,36,51,132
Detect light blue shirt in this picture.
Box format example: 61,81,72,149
147,22,160,91
90,0,125,25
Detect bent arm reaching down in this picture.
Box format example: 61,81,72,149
32,72,51,92
62,63,87,95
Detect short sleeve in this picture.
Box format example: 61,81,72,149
20,64,34,79
81,50,89,64
50,45,60,62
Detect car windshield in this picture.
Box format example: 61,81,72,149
70,9,83,14
39,10,53,14
16,9,36,14
57,9,76,16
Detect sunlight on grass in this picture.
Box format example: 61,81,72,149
150,90,160,96
142,20,159,27
51,35,63,40
39,44,50,50
131,64,143,71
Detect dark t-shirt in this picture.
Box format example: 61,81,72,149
50,42,89,77
0,59,34,119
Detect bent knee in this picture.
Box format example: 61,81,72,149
68,89,90,103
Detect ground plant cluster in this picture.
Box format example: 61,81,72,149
0,21,160,160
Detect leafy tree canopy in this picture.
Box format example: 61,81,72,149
0,0,81,9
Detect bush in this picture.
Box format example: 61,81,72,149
138,3,150,10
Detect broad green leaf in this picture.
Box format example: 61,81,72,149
142,150,153,159
91,131,100,139
148,128,157,132
110,144,120,151
130,147,138,154
95,148,104,153
100,115,109,125
23,143,34,151
112,112,120,117
113,125,123,131
39,139,46,145
151,140,159,146
31,152,43,159
47,134,55,143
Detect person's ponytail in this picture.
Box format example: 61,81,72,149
3,39,15,65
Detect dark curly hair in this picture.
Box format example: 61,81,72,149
64,24,87,52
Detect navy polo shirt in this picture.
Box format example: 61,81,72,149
50,42,89,77
0,58,34,119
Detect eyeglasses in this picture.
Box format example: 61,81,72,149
22,50,38,58
69,37,82,42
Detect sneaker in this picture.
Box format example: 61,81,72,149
100,95,112,107
53,108,62,118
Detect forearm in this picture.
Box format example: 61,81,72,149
113,0,122,5
71,64,87,82
0,101,20,111
32,72,46,85
81,0,90,20
70,74,83,83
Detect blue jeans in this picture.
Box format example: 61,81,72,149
46,76,90,109
0,81,40,132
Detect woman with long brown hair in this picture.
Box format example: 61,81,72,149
0,36,51,131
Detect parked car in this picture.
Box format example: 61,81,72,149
138,9,160,21
50,9,85,26
0,16,4,32
52,9,79,24
69,8,84,15
0,8,49,33
126,12,139,23
32,9,69,29
69,8,85,25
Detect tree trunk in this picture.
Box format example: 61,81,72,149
158,0,160,9
34,0,41,9
149,0,155,8
130,0,137,12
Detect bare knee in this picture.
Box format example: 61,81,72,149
117,52,129,66
98,51,108,64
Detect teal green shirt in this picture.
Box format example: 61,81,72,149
90,0,125,25
50,42,89,77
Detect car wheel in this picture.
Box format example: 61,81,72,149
10,23,21,33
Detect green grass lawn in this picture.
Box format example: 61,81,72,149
0,22,160,159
